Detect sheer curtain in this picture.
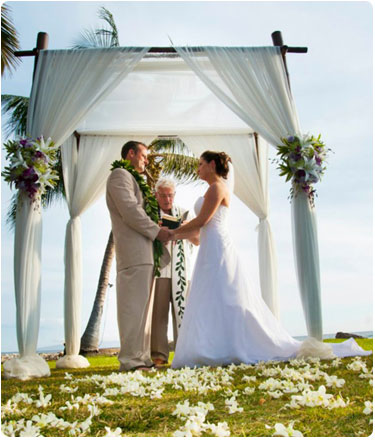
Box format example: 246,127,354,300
27,47,149,147
176,46,322,339
57,135,155,368
180,134,279,317
3,195,50,380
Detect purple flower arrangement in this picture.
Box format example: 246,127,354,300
2,136,59,202
275,134,329,206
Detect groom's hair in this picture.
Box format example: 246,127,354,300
121,141,147,159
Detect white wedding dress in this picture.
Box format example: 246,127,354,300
172,196,371,368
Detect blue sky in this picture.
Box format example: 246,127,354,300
1,1,373,352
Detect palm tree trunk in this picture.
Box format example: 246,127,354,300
80,231,115,353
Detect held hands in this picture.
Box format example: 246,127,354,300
156,227,173,243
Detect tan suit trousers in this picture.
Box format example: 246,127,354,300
117,264,155,370
151,278,177,362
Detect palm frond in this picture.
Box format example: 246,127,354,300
150,138,192,156
71,7,119,49
1,94,29,138
1,5,20,76
97,7,119,46
147,138,200,185
72,27,113,49
153,153,200,184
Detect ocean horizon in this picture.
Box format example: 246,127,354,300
1,330,373,355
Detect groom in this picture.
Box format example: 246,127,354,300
106,141,172,371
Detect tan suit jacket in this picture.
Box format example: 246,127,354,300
106,168,160,270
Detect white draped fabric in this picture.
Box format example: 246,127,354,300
27,47,149,147
58,134,155,368
180,134,279,317
292,195,322,338
3,194,50,380
176,46,322,339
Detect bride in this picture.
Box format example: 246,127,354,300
169,151,371,368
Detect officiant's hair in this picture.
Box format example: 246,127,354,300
121,141,147,159
201,151,232,179
155,178,176,193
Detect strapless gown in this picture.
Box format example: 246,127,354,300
171,197,371,368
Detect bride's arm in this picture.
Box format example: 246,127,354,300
178,226,200,245
171,183,224,240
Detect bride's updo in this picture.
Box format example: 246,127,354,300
200,151,232,179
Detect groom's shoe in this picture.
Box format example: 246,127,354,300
153,357,168,367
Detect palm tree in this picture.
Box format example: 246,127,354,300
1,4,20,77
71,7,201,353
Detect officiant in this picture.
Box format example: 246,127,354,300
151,178,197,366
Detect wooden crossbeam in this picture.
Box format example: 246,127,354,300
14,30,305,90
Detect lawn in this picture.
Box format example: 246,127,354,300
1,339,373,437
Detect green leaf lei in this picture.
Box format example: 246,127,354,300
111,159,163,276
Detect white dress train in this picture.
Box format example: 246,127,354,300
172,197,371,368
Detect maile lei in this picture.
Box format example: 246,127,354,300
2,136,59,205
275,134,330,207
111,159,163,276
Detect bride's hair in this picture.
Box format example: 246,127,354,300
200,151,232,179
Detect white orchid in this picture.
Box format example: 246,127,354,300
59,384,78,394
172,399,193,419
35,385,52,408
243,386,255,395
268,390,284,399
150,388,164,399
331,358,342,367
78,416,92,433
173,428,192,437
1,399,21,416
347,358,368,373
88,403,101,417
184,415,206,436
225,396,244,414
34,136,59,155
1,420,19,436
270,421,304,437
11,392,33,405
18,420,42,437
104,426,123,436
242,375,257,382
59,400,80,411
207,421,231,436
32,412,60,428
363,401,373,415
324,375,345,388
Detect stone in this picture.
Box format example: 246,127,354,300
335,332,364,339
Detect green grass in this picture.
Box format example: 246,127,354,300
1,339,373,437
